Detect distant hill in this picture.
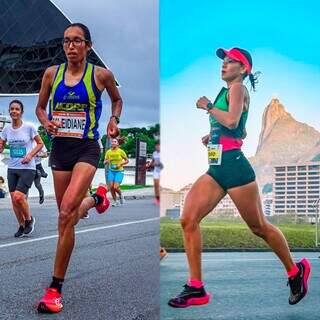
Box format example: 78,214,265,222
250,98,320,187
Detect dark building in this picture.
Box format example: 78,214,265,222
0,0,109,95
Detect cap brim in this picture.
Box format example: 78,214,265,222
216,48,227,59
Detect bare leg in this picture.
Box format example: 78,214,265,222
11,191,31,222
113,182,122,197
228,181,295,271
52,163,96,279
181,174,226,280
109,182,117,201
10,192,24,225
154,179,160,199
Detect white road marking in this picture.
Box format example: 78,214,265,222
0,217,159,249
202,257,320,262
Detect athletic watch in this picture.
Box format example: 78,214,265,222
110,115,120,124
206,102,214,111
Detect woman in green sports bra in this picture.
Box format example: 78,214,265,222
168,47,311,308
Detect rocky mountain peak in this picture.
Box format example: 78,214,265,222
256,98,292,154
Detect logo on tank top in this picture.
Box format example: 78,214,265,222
63,91,80,100
55,102,88,111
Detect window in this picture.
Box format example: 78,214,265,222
308,165,319,170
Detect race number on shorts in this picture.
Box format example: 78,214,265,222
52,111,86,138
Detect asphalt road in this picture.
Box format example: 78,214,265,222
0,197,159,320
160,252,320,320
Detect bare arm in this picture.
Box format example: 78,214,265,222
35,66,61,135
196,83,246,129
0,138,6,153
121,156,129,166
21,135,44,164
96,67,123,137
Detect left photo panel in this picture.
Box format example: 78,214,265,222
0,0,159,319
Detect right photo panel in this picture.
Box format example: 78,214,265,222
160,1,320,319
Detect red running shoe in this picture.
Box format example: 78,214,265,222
95,185,110,214
37,288,63,313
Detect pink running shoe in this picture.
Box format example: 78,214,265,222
168,284,211,308
288,258,311,305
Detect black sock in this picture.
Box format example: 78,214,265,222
92,194,102,205
50,276,64,293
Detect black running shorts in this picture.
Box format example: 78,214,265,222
49,138,100,171
7,168,36,194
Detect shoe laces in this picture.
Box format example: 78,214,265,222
179,284,193,296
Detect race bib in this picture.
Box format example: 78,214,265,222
207,143,222,166
10,144,27,158
52,111,86,138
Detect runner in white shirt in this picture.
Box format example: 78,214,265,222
0,100,44,237
147,140,162,205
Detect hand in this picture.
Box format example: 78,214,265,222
196,96,211,110
107,118,120,138
45,120,61,136
202,134,210,146
21,153,32,164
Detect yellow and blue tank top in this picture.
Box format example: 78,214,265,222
49,62,102,140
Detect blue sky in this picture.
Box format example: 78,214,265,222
161,0,320,190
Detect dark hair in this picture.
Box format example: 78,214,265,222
247,72,261,92
155,140,160,145
9,99,24,113
65,23,92,43
232,47,261,91
0,176,4,183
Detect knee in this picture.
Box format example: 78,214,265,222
59,202,77,228
180,215,199,233
12,192,26,205
249,223,269,238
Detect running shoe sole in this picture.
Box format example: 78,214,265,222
37,302,60,314
168,293,211,308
